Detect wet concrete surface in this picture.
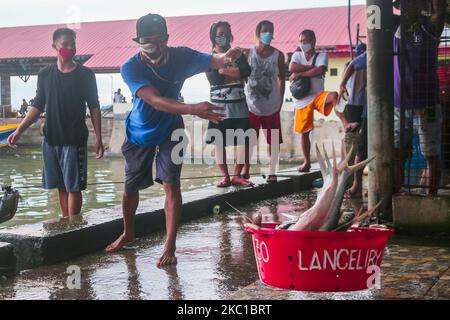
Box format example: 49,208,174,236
0,191,448,300
0,242,16,277
0,169,320,271
229,242,450,300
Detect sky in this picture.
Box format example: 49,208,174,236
2,0,366,108
0,0,365,28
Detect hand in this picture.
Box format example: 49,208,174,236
289,72,301,82
192,102,226,124
338,85,349,102
224,47,242,64
95,139,104,159
7,130,22,148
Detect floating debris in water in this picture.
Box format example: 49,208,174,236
212,205,221,214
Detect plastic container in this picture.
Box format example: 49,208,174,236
245,223,393,292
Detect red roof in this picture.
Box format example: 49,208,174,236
0,5,367,72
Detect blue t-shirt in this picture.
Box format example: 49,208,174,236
352,52,368,118
121,47,212,146
353,51,367,70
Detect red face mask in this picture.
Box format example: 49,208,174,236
59,48,76,60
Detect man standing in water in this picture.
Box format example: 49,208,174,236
106,14,244,268
7,28,104,219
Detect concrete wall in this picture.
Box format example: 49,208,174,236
1,117,114,150
107,111,346,163
393,195,450,235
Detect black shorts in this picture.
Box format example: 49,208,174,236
205,118,254,146
344,104,364,124
122,122,186,193
356,117,368,159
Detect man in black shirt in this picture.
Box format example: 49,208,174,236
7,27,104,219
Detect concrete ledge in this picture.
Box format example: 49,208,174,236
0,168,320,272
393,195,450,235
0,242,16,277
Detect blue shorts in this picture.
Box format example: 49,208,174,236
42,140,87,192
122,121,186,193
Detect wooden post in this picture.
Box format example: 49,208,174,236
366,0,394,220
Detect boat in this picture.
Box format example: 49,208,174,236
0,124,19,148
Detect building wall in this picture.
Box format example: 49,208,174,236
325,57,350,93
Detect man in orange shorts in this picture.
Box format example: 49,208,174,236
289,29,357,172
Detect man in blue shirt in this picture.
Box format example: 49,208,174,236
106,14,243,268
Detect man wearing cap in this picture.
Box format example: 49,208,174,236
106,14,243,268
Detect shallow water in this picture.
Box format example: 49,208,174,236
0,192,319,300
0,146,291,228
0,191,448,300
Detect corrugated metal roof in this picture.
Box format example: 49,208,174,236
0,5,367,71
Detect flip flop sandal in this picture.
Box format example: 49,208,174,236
232,179,254,187
216,179,232,188
266,175,277,183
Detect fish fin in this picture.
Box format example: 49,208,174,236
244,223,260,231
338,144,354,172
353,201,382,224
348,156,376,173
333,202,382,231
322,144,332,175
332,142,338,177
315,144,328,179
356,205,365,217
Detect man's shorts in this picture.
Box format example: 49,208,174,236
356,117,368,159
394,105,442,157
42,140,87,192
294,91,334,134
248,111,283,145
122,121,186,193
344,117,367,160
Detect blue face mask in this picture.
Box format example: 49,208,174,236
260,32,273,45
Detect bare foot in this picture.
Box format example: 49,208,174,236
157,246,177,268
344,187,362,199
105,233,135,253
297,163,311,172
344,122,360,133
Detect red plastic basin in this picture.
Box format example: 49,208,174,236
245,223,394,292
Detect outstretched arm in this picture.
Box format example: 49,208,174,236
136,86,225,123
209,47,243,70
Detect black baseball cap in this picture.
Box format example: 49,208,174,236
132,14,168,42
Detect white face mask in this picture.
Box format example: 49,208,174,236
300,43,312,53
140,43,168,66
140,43,158,54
